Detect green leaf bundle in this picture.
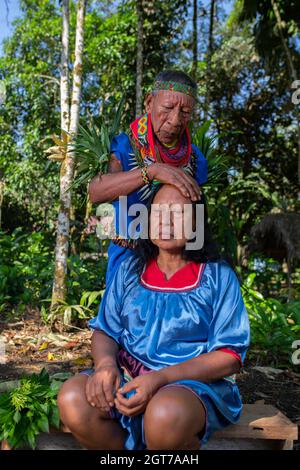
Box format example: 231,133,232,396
0,368,68,449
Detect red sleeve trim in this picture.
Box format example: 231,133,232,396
218,348,243,366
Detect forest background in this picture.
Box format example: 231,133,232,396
0,0,299,371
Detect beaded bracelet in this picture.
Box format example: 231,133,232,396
141,165,152,186
111,234,138,249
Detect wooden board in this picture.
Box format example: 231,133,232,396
202,438,293,450
213,404,298,441
58,404,298,442
1,404,298,450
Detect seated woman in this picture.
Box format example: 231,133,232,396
57,183,250,450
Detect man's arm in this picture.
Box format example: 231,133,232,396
88,153,202,204
88,153,147,204
155,350,241,386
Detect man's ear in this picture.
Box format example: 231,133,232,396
144,92,154,113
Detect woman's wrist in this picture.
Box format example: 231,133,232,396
94,358,118,371
154,368,169,387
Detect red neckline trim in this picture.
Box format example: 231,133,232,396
140,258,206,292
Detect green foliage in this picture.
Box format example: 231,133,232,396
0,228,107,319
0,368,70,449
71,95,125,190
191,120,229,187
230,0,300,67
191,121,238,261
0,228,54,307
42,289,104,327
0,0,299,365
0,0,62,230
245,255,300,301
243,273,300,367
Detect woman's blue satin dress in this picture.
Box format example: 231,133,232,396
87,255,251,450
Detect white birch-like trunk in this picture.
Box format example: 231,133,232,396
135,0,143,117
61,0,70,132
51,0,86,307
192,0,198,81
204,0,215,121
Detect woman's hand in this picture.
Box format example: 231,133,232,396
147,163,202,202
114,371,166,418
85,364,122,412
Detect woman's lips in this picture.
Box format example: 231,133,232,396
159,230,174,238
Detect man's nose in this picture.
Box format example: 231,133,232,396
167,108,182,128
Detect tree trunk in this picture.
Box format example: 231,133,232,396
204,0,215,121
0,181,4,229
51,0,87,307
135,0,144,117
192,0,198,81
60,0,70,132
270,0,300,184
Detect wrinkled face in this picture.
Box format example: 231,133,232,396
145,90,195,145
149,184,196,251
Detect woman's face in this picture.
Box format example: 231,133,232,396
149,185,196,251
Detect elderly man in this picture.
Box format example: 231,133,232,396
89,69,208,286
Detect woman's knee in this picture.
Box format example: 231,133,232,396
143,386,205,449
57,374,106,429
58,376,87,424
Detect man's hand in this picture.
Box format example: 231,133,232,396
114,371,165,418
147,163,202,201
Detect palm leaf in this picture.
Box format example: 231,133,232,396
192,121,229,186
69,95,125,191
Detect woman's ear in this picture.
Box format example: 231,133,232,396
144,92,154,113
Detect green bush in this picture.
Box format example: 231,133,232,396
0,369,71,449
0,228,107,320
243,273,300,367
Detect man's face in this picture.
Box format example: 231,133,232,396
145,90,195,145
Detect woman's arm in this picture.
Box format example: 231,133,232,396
155,263,249,386
113,351,240,417
91,330,119,370
154,350,241,387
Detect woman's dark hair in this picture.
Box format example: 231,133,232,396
135,183,227,276
154,70,197,93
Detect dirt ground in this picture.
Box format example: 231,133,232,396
1,313,299,450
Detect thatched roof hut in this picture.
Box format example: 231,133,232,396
249,213,300,298
249,213,300,267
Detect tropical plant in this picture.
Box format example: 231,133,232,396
42,289,104,327
243,272,300,367
0,368,71,449
69,94,125,190
191,120,229,187
0,228,106,318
